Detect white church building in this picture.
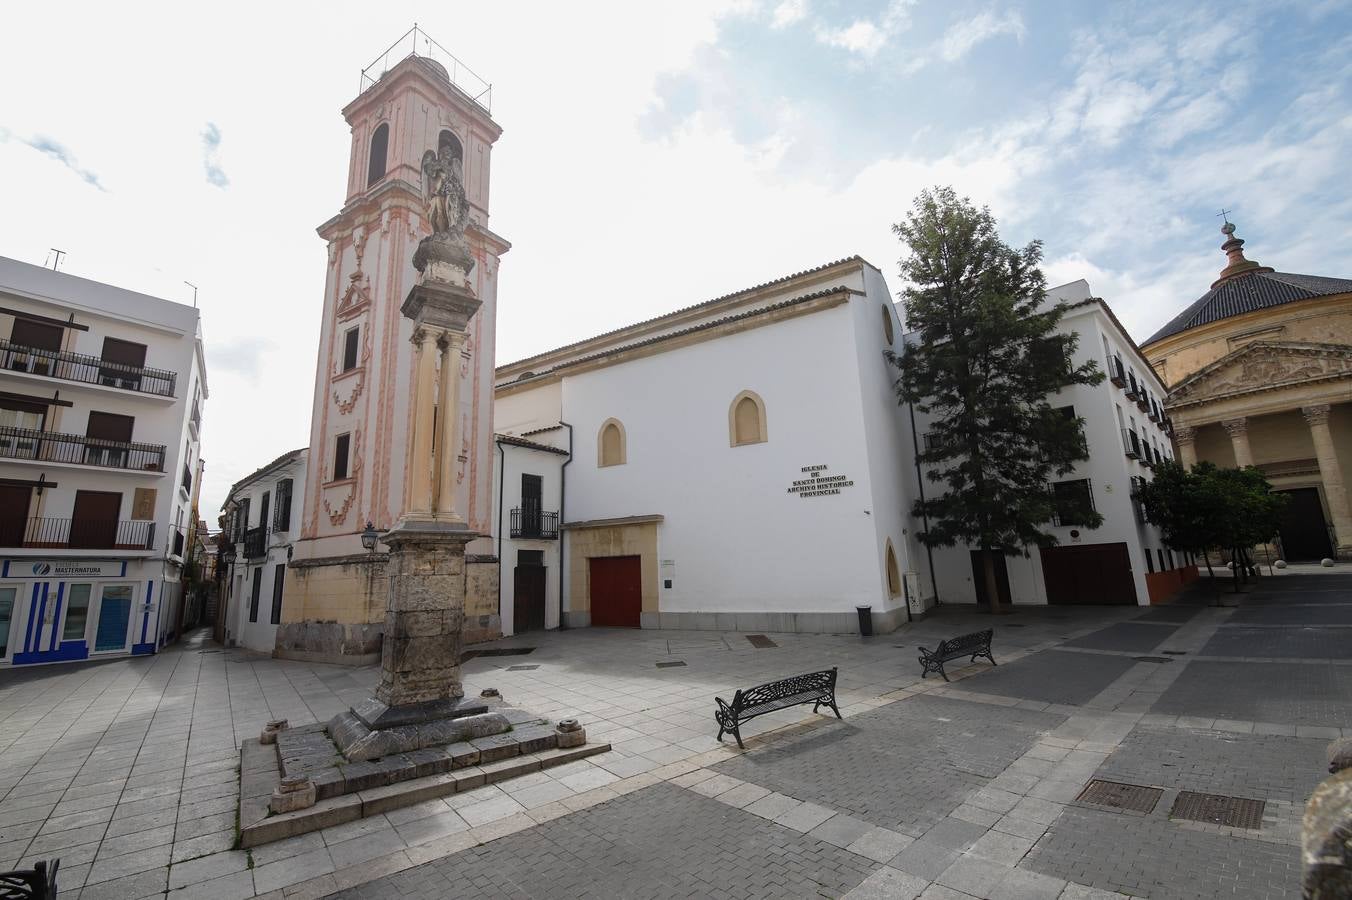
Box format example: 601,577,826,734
493,259,1196,637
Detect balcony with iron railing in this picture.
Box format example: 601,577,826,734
1123,428,1142,459
0,339,177,397
510,508,559,540
1107,354,1126,387
0,426,166,472
0,517,155,551
244,526,268,560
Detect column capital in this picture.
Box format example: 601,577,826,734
1302,404,1332,427
1221,417,1248,437
1173,425,1196,445
410,326,432,347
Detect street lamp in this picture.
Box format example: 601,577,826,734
360,521,379,553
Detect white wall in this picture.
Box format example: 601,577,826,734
491,442,565,636
222,453,306,652
560,299,886,619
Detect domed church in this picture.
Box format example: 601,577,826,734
1142,221,1352,561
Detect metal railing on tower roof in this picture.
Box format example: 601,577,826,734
359,25,492,114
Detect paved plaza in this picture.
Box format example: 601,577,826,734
0,572,1348,898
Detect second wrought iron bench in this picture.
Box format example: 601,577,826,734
918,629,995,682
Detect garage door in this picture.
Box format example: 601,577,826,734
589,556,642,627
1040,543,1137,606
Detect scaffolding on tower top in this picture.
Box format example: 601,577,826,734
359,25,492,114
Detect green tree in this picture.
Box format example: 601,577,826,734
889,187,1103,613
1137,460,1286,589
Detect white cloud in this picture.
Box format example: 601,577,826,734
771,0,808,29
201,122,229,188
939,9,1026,62
815,0,916,59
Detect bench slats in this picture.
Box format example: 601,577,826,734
918,629,995,683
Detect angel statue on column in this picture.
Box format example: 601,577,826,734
421,147,470,242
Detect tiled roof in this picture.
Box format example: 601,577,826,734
497,256,875,373
495,433,569,455
1144,271,1352,346
226,447,307,498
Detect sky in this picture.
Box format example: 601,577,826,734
2,0,1349,523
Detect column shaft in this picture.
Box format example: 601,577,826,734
435,331,466,521
1222,418,1253,468
407,330,437,517
1304,405,1352,557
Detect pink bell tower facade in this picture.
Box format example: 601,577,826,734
279,42,509,663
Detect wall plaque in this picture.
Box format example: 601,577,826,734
787,464,854,498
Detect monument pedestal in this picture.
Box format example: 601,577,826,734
330,520,511,761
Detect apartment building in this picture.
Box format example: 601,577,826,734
218,448,306,652
907,279,1196,608
0,256,207,665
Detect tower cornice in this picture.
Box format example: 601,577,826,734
342,56,502,142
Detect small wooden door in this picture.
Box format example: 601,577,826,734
0,485,31,546
70,490,121,549
1040,543,1137,606
1276,488,1333,561
589,555,642,627
514,564,547,632
969,550,1011,607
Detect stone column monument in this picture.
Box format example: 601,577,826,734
329,142,511,760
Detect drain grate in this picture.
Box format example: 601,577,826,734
461,647,535,662
746,634,778,648
507,664,539,671
1003,623,1027,628
1163,650,1188,655
1077,780,1163,814
1170,791,1265,829
656,660,687,668
1132,656,1173,663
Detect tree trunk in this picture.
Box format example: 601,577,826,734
1232,547,1243,592
982,548,1005,615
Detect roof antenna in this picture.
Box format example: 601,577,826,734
49,248,66,272
184,281,199,308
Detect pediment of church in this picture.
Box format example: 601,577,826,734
1170,341,1352,405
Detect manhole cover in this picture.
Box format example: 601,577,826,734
198,649,222,654
507,664,539,671
656,660,687,668
1132,656,1173,663
746,634,778,648
1077,780,1163,814
1170,791,1265,829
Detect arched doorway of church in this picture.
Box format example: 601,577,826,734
1276,488,1333,561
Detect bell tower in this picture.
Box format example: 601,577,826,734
279,31,510,664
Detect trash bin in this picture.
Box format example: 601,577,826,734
856,605,873,637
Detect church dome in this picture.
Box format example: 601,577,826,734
1143,222,1352,346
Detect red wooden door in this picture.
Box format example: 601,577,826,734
589,556,642,627
1040,543,1136,605
0,485,31,546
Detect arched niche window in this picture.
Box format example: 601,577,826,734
729,390,768,447
598,418,626,467
367,123,389,187
885,540,902,597
438,129,464,165
881,305,895,345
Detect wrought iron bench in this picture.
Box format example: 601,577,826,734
0,859,59,899
918,629,995,682
715,668,840,749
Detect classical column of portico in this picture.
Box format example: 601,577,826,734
434,329,466,522
1302,404,1352,558
406,328,437,519
1222,417,1254,468
1174,425,1198,469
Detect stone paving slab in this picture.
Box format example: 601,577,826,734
947,651,1138,706
1062,623,1179,654
711,694,1064,837
1227,605,1352,626
1199,626,1352,659
328,782,880,899
1151,660,1352,727
1023,805,1299,899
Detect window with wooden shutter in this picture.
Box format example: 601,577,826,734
9,318,63,351
342,327,360,372
333,434,351,480
271,564,285,624
274,478,293,531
